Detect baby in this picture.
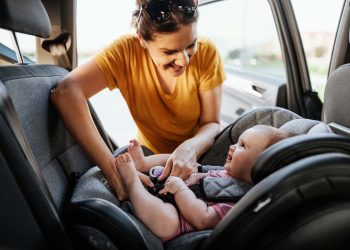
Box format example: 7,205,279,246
115,125,291,240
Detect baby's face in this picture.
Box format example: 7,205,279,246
224,128,269,182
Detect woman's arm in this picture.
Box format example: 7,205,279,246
51,61,127,200
159,85,222,180
160,177,221,229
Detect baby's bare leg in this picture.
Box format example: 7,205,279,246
128,139,171,173
115,153,179,239
127,139,147,172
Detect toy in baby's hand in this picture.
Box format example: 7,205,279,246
147,166,176,205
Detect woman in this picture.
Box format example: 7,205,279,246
51,0,226,200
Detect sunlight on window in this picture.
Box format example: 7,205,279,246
77,0,137,146
292,0,344,101
198,0,286,79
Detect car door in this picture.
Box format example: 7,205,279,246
198,0,343,126
270,0,344,119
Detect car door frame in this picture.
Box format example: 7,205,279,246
329,0,349,74
268,0,324,120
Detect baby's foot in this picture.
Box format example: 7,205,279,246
128,139,147,172
115,153,140,188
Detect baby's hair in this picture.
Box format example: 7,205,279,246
251,125,293,149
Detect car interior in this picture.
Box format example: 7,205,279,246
1,0,350,249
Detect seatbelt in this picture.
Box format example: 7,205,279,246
42,32,72,71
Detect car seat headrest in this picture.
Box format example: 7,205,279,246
229,107,302,144
200,107,329,166
0,0,51,38
199,107,302,166
279,118,333,135
251,134,350,183
324,64,350,128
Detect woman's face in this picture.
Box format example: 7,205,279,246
140,23,198,78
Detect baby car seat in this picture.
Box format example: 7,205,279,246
202,152,350,250
70,106,337,250
199,62,350,250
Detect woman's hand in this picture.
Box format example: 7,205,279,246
158,145,197,181
159,176,187,195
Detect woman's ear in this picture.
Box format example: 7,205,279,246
137,32,147,49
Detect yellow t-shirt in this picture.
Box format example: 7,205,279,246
94,34,226,153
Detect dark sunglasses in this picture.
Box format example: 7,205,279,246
138,0,198,24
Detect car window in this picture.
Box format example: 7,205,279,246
76,0,134,65
292,0,344,101
198,0,286,80
77,0,137,146
0,28,36,64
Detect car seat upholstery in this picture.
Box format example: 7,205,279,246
0,80,75,249
0,0,117,249
323,63,350,128
0,68,152,249
0,65,94,209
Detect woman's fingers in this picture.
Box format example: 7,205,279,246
159,159,194,181
158,159,173,181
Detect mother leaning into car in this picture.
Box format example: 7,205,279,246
51,0,226,200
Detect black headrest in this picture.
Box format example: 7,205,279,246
251,134,350,183
0,0,51,38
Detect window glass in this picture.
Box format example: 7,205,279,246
198,0,286,79
292,0,344,101
0,28,36,64
77,0,135,65
17,33,36,62
0,29,13,48
77,0,137,145
0,29,13,65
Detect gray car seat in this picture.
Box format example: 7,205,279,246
323,63,350,131
0,0,125,249
2,0,350,250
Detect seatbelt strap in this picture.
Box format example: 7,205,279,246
42,32,72,71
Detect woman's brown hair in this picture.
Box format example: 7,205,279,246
132,0,199,41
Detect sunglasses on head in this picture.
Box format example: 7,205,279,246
138,0,198,24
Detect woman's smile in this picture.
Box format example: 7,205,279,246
163,62,186,76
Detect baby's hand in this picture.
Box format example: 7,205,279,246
159,176,187,195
